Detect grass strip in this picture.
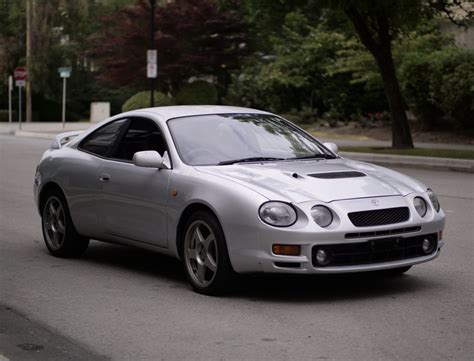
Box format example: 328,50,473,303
339,146,474,160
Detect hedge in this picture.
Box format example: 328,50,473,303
175,81,218,105
122,91,174,112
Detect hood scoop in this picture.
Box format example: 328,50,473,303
307,171,366,179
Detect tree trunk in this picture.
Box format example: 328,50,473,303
344,6,414,149
374,48,414,149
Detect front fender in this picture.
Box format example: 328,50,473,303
165,168,269,264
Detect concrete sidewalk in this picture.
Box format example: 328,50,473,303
1,121,473,173
0,122,91,139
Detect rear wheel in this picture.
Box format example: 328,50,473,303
41,191,89,258
182,211,234,295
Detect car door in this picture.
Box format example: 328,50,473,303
71,118,129,239
98,117,171,248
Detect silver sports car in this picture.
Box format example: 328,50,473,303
34,106,445,294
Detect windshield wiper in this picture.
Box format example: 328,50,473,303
287,154,337,160
218,157,285,165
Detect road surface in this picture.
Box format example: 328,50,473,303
1,135,473,360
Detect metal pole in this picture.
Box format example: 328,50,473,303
18,86,22,130
8,76,12,123
150,0,155,107
26,0,32,123
62,77,66,128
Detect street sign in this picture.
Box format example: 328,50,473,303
58,67,72,78
147,64,157,78
14,66,27,87
147,49,157,78
147,49,157,64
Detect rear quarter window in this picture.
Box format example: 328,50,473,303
79,119,128,157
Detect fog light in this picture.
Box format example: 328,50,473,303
315,248,331,266
422,238,434,254
272,244,301,256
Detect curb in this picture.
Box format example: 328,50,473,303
9,130,58,140
341,151,474,173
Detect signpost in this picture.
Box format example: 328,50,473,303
148,0,157,107
14,67,27,130
58,67,71,128
8,76,12,123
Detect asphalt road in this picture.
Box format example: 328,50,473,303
1,135,473,361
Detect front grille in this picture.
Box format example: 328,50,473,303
345,226,421,239
312,233,438,267
348,207,410,227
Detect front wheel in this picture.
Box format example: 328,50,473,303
41,191,89,258
182,211,234,295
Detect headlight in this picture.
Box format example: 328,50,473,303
427,189,440,212
259,201,297,227
311,205,333,227
413,197,427,217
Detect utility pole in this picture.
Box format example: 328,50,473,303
26,0,32,122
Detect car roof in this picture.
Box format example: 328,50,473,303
128,105,273,122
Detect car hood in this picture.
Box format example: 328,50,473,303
195,158,427,203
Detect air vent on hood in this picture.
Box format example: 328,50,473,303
307,171,366,179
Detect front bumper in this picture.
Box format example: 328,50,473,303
226,195,446,274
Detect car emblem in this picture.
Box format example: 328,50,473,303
370,199,380,206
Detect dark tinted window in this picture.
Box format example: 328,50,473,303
80,119,128,157
112,118,167,161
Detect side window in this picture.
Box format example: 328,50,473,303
79,119,128,157
112,118,167,161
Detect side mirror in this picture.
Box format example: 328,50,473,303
323,142,339,155
133,151,168,169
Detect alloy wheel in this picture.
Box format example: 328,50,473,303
43,197,66,250
184,220,218,287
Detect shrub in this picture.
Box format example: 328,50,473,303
400,47,474,129
122,91,174,112
175,81,218,105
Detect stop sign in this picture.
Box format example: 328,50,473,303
14,67,27,81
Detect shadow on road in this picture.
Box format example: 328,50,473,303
231,272,438,303
65,241,442,303
78,241,186,283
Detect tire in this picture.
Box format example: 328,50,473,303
380,266,412,276
41,190,89,258
181,210,234,295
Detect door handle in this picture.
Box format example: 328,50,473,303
98,173,111,182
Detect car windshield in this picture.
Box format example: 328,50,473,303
167,113,336,166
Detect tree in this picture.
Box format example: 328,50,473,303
88,0,246,94
329,0,473,148
242,0,473,148
0,0,136,118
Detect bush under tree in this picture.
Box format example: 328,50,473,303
175,81,218,105
122,91,174,112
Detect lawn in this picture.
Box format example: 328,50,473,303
339,146,474,160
